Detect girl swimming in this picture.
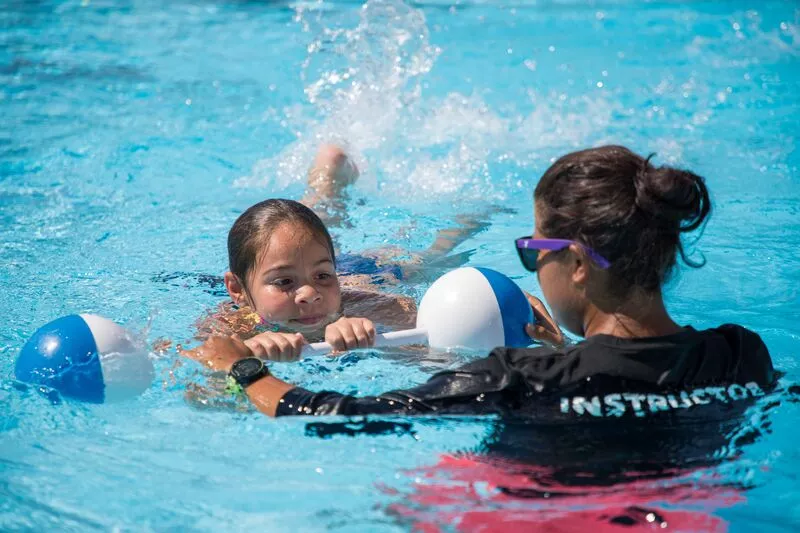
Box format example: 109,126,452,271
198,143,496,362
187,145,777,418
219,197,415,361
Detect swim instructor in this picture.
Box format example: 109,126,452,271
186,145,777,418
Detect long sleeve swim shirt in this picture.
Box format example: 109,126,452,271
275,324,776,419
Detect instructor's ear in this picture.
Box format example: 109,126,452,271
224,272,248,306
568,243,588,285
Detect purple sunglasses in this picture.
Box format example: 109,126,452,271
515,238,611,272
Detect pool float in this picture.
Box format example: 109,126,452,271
14,267,531,401
15,314,154,403
303,266,533,355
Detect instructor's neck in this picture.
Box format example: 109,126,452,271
582,290,682,339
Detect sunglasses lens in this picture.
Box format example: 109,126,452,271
518,247,539,272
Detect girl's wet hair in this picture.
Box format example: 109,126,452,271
228,199,335,289
535,145,711,296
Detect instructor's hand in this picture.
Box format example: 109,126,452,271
523,292,566,349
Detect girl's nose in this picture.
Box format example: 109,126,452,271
296,285,322,305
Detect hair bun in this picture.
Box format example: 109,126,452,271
633,156,710,232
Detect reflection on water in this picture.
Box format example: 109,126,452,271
303,391,785,532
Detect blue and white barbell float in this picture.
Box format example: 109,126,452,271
15,267,533,400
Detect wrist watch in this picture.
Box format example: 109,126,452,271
229,357,270,389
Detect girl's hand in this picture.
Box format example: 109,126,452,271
523,292,566,349
325,316,376,353
181,336,254,373
243,331,307,362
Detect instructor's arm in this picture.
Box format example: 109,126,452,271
183,336,295,417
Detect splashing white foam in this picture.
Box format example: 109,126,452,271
237,0,616,202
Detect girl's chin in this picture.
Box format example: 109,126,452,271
289,321,325,332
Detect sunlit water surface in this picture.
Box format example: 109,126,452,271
1,0,799,531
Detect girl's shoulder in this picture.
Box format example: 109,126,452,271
194,301,265,341
341,288,417,330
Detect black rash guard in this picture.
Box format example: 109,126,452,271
276,324,776,419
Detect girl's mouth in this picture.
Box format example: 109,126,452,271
290,315,326,326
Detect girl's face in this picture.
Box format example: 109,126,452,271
532,203,587,336
235,221,341,333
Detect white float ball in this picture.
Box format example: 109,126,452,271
416,267,533,351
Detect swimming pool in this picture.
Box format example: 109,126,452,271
1,0,799,530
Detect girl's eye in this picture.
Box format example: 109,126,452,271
316,272,335,281
270,278,294,288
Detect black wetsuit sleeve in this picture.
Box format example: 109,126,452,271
275,352,525,417
716,324,778,386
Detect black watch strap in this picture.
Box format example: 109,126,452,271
229,357,270,389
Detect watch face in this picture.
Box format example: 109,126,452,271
233,358,263,379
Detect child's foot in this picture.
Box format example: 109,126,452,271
307,144,360,198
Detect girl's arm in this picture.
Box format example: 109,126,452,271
182,336,294,417
356,207,514,285
194,301,263,342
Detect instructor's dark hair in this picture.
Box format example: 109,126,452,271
228,199,335,289
534,145,711,296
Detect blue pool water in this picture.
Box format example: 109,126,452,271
2,0,799,530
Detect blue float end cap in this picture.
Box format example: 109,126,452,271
475,267,534,348
15,315,105,403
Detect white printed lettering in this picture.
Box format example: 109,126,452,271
604,393,626,417
745,382,765,397
560,397,570,414
727,384,748,401
572,396,603,417
562,381,764,418
705,387,728,402
678,391,695,408
690,389,711,405
647,394,670,413
667,392,694,409
622,393,647,417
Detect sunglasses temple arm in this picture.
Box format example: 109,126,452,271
585,249,611,269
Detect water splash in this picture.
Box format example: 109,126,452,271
238,0,440,192
237,0,616,202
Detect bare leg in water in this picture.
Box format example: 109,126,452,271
300,143,512,287
301,144,360,228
